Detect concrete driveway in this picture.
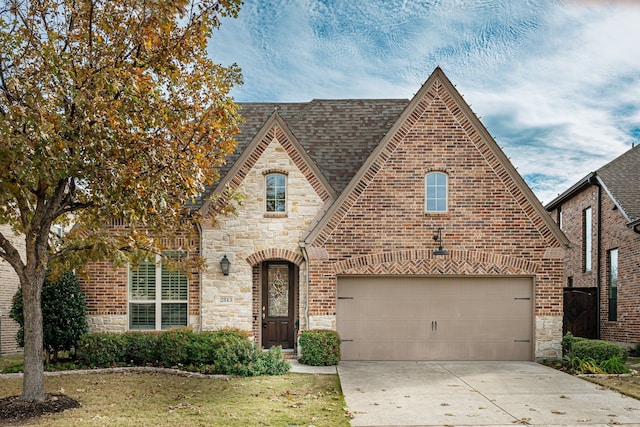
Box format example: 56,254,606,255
338,361,640,426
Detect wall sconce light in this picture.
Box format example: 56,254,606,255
432,227,449,256
220,255,231,276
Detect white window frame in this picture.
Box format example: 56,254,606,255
128,251,188,331
265,173,287,213
425,171,448,213
584,207,592,272
608,248,618,322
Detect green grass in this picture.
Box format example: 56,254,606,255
0,369,350,426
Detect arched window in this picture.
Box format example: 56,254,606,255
425,172,448,213
266,173,286,213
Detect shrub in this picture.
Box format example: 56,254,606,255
600,355,630,374
572,339,627,363
78,333,126,367
261,346,290,375
299,329,341,366
561,332,587,358
156,328,196,367
10,271,88,361
123,333,160,365
213,333,260,376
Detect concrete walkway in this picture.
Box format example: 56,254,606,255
338,361,640,426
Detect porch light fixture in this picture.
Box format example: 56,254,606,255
220,255,231,276
432,227,449,256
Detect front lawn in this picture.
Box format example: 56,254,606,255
580,357,640,400
0,369,350,426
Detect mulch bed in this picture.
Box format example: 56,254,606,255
0,393,80,424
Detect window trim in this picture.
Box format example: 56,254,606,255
608,248,618,322
583,207,592,272
265,172,287,214
425,171,448,213
128,251,189,331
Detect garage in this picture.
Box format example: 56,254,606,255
336,276,533,361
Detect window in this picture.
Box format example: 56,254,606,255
266,173,286,213
425,172,448,213
129,251,188,330
608,248,618,321
583,207,592,272
558,207,563,230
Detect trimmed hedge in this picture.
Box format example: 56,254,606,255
571,339,627,363
77,328,289,376
299,329,341,366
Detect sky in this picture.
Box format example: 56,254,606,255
207,0,640,205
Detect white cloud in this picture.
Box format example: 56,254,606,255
209,0,640,204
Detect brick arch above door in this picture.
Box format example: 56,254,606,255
246,248,304,267
334,249,539,276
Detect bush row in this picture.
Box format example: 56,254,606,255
77,328,290,376
562,332,628,363
561,332,629,374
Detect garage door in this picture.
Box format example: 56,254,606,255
337,276,533,361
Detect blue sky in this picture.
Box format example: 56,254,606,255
208,0,640,204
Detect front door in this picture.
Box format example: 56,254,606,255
262,262,296,349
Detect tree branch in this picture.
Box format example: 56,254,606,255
0,228,25,274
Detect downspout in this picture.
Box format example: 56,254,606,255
589,175,602,339
196,220,204,333
299,241,310,334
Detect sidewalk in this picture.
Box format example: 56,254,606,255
288,359,337,374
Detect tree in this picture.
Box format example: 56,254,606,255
0,0,242,401
10,271,88,362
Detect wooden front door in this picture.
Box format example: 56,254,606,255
262,262,296,349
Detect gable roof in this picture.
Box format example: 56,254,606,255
597,144,640,225
194,98,409,212
302,67,569,248
546,144,640,227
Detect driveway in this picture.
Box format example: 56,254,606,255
338,361,640,426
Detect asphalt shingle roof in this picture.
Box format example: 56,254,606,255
195,98,410,210
597,144,640,223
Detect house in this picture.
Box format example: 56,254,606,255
546,144,640,346
81,67,569,361
0,224,24,355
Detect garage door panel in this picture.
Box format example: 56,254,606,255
337,276,533,361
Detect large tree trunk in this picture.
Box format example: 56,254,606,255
20,270,46,402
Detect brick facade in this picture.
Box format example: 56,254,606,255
80,231,201,332
0,224,24,355
548,182,640,345
304,76,566,360
81,68,568,360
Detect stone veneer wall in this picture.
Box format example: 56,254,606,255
0,224,24,355
200,128,326,342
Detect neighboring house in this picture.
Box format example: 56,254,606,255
81,67,569,361
546,144,640,346
0,224,24,355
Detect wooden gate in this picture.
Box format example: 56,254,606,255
563,287,598,339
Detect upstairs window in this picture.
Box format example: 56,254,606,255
583,207,592,272
266,173,286,213
129,251,188,330
425,172,448,213
608,248,618,321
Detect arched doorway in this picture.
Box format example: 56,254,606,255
261,261,298,348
